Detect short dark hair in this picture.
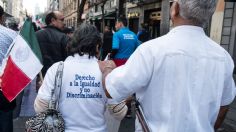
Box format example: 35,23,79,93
67,23,102,58
0,6,4,17
45,12,57,25
117,17,127,26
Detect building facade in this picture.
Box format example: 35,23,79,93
89,0,122,32
0,0,25,26
48,0,59,11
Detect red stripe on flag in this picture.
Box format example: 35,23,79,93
1,56,31,102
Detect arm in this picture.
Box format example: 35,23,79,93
215,53,236,129
100,46,153,102
98,60,116,98
106,99,128,120
34,62,59,113
214,105,229,130
34,96,49,113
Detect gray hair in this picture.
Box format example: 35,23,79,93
178,0,217,27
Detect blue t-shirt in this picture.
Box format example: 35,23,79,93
112,27,140,59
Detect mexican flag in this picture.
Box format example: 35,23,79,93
0,19,43,102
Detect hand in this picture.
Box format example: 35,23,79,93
98,60,117,73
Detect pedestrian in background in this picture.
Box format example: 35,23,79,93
110,17,140,118
101,26,113,60
99,0,236,131
36,11,70,77
111,17,140,66
0,5,17,132
137,23,150,43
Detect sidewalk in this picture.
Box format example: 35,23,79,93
14,100,236,132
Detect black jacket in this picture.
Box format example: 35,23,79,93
36,26,70,76
102,31,113,52
0,91,16,111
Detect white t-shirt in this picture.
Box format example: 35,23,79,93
106,26,236,132
37,54,108,132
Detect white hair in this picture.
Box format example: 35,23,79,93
178,0,217,27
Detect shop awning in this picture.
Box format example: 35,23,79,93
91,11,116,20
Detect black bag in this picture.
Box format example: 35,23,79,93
25,62,65,132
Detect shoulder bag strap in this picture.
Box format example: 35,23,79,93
48,61,64,110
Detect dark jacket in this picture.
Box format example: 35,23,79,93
101,31,113,60
36,26,70,76
0,91,16,111
102,31,113,52
137,29,150,43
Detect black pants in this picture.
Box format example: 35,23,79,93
0,110,13,132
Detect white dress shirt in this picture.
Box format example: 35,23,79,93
106,25,236,132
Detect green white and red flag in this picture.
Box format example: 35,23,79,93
0,19,43,102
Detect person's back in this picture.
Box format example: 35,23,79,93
36,26,68,75
134,25,234,132
113,28,139,59
100,0,236,132
58,55,107,131
36,11,69,76
35,24,127,132
111,17,140,63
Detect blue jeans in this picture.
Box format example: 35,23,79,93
0,110,13,132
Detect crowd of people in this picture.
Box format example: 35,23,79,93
0,0,236,131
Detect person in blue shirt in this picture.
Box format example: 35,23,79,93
111,17,140,66
110,17,140,118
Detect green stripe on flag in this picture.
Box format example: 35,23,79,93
20,19,43,63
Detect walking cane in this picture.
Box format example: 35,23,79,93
135,100,151,132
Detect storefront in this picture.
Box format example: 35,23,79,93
144,9,161,39
127,11,140,33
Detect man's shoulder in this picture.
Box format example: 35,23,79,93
36,27,67,38
205,37,229,56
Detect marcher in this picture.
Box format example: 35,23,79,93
111,17,140,66
0,5,17,132
99,0,236,131
36,11,70,77
34,24,127,132
101,26,113,60
110,17,140,117
137,23,150,43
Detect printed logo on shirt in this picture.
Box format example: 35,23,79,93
15,46,30,62
123,34,135,40
67,74,102,98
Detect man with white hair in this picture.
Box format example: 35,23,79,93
99,0,236,131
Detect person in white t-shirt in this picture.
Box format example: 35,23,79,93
34,24,127,132
99,0,236,132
